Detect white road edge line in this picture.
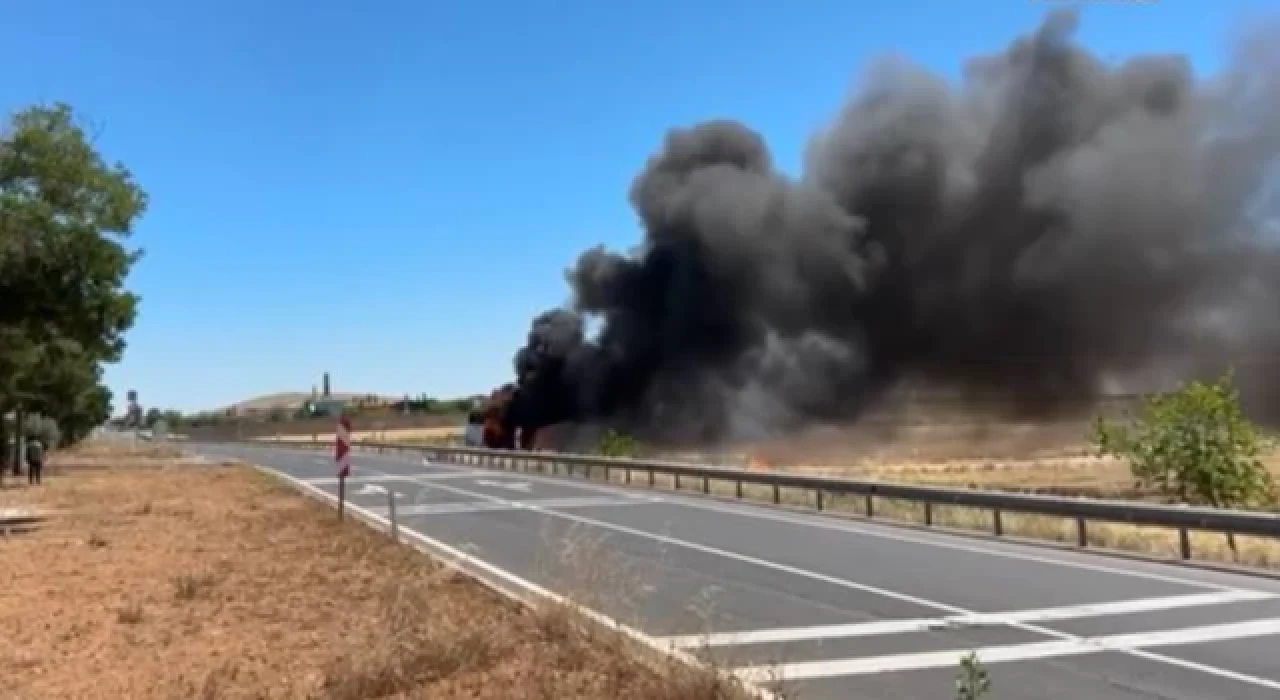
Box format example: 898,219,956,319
355,447,1253,594
369,497,661,516
733,617,1280,682
304,471,489,484
254,465,782,700
361,464,1280,692
660,590,1279,648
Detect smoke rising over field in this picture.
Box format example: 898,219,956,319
510,9,1280,442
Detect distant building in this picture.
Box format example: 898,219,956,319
309,397,347,416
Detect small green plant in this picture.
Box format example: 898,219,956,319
596,429,640,458
1093,371,1274,510
172,571,217,601
955,652,991,700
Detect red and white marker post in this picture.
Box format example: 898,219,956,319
335,414,352,520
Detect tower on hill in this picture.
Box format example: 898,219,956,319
322,372,331,398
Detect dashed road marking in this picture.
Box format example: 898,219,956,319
369,495,663,517
663,590,1279,648
734,617,1280,683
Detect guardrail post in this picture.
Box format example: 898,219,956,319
1076,517,1088,547
648,469,655,487
388,489,398,543
625,468,632,484
864,494,874,518
923,502,933,526
604,465,611,482
702,475,710,495
992,508,1003,537
815,489,824,511
1179,528,1192,559
675,473,682,491
736,480,744,499
773,483,781,505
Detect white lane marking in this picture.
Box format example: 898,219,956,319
304,471,487,485
372,496,661,517
734,617,1280,683
355,483,390,496
359,464,1280,692
475,479,533,493
305,475,405,485
661,590,1279,648
655,498,1253,592
256,465,781,700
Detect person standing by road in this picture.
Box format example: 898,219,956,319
25,438,45,485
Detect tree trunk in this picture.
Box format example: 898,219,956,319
0,408,7,486
12,406,25,476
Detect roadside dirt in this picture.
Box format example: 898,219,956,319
0,442,756,700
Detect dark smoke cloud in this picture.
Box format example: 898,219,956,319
511,9,1280,442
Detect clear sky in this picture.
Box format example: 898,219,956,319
0,0,1267,413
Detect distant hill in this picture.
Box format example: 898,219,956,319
221,392,397,413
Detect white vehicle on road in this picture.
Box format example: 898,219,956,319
463,409,484,447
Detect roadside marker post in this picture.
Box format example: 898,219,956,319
335,414,352,520
388,488,399,542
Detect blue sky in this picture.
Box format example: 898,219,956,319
0,0,1266,413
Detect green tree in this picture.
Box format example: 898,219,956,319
20,338,113,445
24,414,61,449
1094,371,1275,553
0,102,146,460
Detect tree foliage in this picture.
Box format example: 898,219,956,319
0,102,145,456
596,429,640,458
1093,372,1275,509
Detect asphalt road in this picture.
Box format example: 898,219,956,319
195,442,1280,700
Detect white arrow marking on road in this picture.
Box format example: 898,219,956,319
355,483,401,497
474,479,532,493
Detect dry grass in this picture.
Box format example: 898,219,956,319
0,442,765,700
690,417,1280,501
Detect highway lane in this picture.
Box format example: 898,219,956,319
196,442,1280,700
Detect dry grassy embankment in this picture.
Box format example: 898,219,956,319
0,442,760,700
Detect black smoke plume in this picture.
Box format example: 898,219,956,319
510,9,1280,443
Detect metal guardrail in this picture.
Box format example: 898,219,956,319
258,438,1280,563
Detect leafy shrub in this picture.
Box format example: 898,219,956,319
1093,371,1274,509
955,652,991,700
596,429,640,458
